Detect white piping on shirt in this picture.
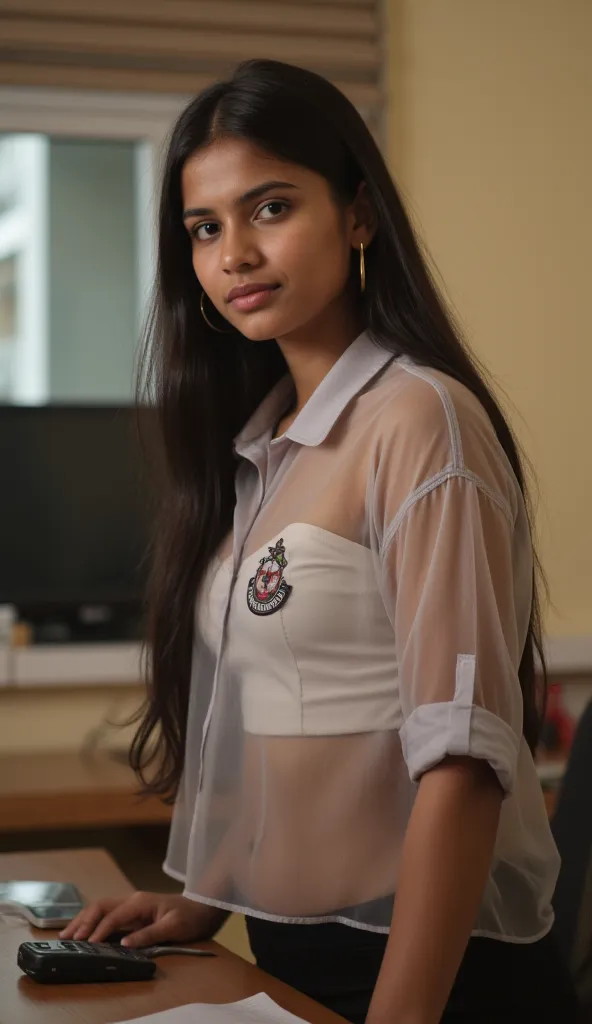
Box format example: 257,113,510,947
460,468,516,525
165,883,556,944
381,467,514,559
279,606,304,734
399,359,464,471
250,743,269,864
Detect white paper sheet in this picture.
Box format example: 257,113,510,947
114,992,309,1024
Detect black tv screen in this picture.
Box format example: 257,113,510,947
0,406,154,619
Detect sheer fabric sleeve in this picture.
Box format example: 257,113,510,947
377,473,532,796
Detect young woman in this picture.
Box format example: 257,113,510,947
61,60,577,1022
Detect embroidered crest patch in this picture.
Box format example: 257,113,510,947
247,538,292,616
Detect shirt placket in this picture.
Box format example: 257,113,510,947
197,440,270,792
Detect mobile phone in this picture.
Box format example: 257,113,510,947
18,939,157,983
0,881,84,928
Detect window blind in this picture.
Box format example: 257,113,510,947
0,0,384,129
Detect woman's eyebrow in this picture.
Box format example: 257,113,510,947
183,180,298,220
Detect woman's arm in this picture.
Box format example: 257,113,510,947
366,755,503,1024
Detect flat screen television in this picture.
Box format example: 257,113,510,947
0,405,155,642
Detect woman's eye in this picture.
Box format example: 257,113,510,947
193,222,219,241
257,201,288,220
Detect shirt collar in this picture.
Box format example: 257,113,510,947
234,331,394,457
234,374,295,456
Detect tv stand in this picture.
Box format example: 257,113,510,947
15,600,144,645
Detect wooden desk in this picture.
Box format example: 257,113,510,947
0,753,172,831
0,848,344,1024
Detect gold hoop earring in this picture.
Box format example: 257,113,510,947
359,242,366,294
200,291,231,333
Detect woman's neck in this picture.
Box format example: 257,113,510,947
275,300,361,415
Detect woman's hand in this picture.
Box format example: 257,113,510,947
58,891,226,948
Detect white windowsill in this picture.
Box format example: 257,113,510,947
0,643,143,688
0,635,590,690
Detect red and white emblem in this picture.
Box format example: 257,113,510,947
247,538,292,616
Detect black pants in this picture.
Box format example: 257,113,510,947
246,916,578,1023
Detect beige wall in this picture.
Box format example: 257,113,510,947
0,685,143,754
386,0,592,637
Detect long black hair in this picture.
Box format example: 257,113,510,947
130,59,546,799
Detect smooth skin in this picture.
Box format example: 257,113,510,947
63,137,503,1023
60,891,224,947
182,137,375,421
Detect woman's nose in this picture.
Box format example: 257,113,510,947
221,226,261,274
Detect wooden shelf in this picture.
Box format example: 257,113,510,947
0,743,568,834
0,751,171,832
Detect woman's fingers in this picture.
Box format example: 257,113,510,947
86,899,147,944
120,910,179,949
59,899,120,939
58,892,188,947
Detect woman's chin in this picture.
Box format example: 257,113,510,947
232,312,290,343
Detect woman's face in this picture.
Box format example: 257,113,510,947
181,137,367,342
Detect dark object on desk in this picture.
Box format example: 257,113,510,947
18,938,216,984
18,939,157,983
104,930,132,944
552,697,592,1017
137,945,216,959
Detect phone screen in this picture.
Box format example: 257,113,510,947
24,904,82,920
0,881,83,918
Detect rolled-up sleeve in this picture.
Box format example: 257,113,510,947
381,474,530,795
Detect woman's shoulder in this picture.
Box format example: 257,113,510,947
363,356,491,444
355,356,520,509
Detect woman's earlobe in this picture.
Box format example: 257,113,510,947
351,181,377,244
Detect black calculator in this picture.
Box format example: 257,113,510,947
17,939,157,983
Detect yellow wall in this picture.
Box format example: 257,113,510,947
386,0,592,637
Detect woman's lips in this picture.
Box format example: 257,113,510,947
228,285,279,312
